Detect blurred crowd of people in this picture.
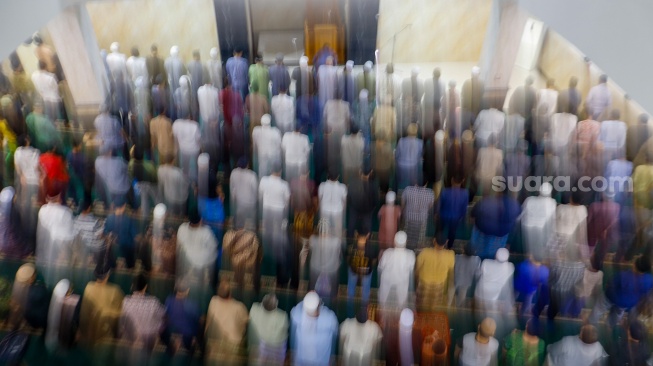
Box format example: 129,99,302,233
1,34,653,365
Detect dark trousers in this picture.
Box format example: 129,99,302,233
347,209,373,238
437,217,462,248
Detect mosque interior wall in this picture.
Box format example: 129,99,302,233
86,0,220,63
376,0,492,64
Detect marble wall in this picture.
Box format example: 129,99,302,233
86,0,220,63
538,29,647,125
376,0,492,63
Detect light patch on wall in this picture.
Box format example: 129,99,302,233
376,0,492,63
86,0,220,63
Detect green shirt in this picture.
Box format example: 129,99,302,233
248,64,270,99
26,112,61,153
504,330,545,366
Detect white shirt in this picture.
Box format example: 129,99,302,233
271,94,295,134
474,259,514,301
197,84,220,123
31,70,60,102
599,119,627,150
341,133,364,169
105,51,128,80
550,113,578,152
230,168,258,206
259,175,290,209
252,126,282,157
318,180,347,212
339,319,382,366
176,223,218,268
586,83,611,118
282,132,310,164
474,109,505,146
37,203,74,252
126,56,148,84
172,119,201,155
317,65,338,104
537,88,559,116
555,204,588,247
546,335,607,366
14,146,40,185
377,247,415,305
459,333,499,366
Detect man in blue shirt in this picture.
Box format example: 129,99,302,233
589,255,653,327
225,48,249,102
290,291,338,366
161,281,202,355
514,254,549,317
470,191,521,259
103,200,138,269
437,175,469,248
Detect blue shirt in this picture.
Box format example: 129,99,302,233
438,187,469,221
395,137,423,165
225,56,249,91
164,296,201,337
605,159,633,205
606,270,653,308
104,213,137,248
198,197,225,240
514,260,549,294
471,196,521,237
290,301,338,366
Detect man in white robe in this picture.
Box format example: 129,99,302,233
105,42,128,83
31,61,61,121
176,210,218,301
165,46,186,119
248,294,289,365
318,174,347,239
126,47,148,88
599,109,627,167
340,126,364,185
197,80,220,125
271,87,295,136
230,159,258,230
259,166,291,287
317,56,338,112
207,47,222,90
282,127,310,182
172,117,201,182
377,231,415,308
536,79,558,117
36,193,74,287
323,95,350,178
252,114,282,179
474,248,514,323
339,310,382,366
474,107,505,148
521,183,557,260
586,74,611,121
545,325,607,365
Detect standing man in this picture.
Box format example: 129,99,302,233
186,50,206,119
271,86,295,136
259,165,291,288
346,166,379,238
145,44,165,87
557,76,581,116
207,47,222,90
229,158,258,230
249,54,270,100
226,48,249,102
401,180,434,250
395,123,423,190
586,74,611,121
318,172,347,240
252,114,282,179
126,46,148,88
317,56,338,113
172,116,201,183
269,53,290,97
415,237,455,309
164,46,186,103
31,61,61,121
460,66,484,121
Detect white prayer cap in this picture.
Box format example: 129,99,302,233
359,89,368,100
303,291,320,314
261,114,272,126
411,67,420,75
386,191,396,204
110,42,119,52
394,231,407,248
300,56,309,67
0,186,15,205
170,46,179,57
448,80,456,88
153,204,167,220
364,61,373,70
435,129,444,142
496,248,509,263
540,182,553,197
179,75,189,88
53,279,71,297
471,66,480,75
210,47,218,58
346,60,354,69
400,308,414,327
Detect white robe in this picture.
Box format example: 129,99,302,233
271,94,295,136
377,248,415,307
339,319,382,366
198,84,220,123
126,56,148,86
317,65,338,108
106,51,128,82
282,132,310,181
474,108,505,147
252,126,282,179
318,181,347,238
521,195,557,259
